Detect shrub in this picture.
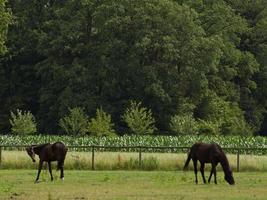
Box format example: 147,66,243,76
59,107,88,135
196,93,252,135
220,117,252,136
9,109,37,135
122,101,156,135
197,119,220,135
87,108,116,136
169,114,198,135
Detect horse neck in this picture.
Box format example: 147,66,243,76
219,152,231,174
32,143,49,155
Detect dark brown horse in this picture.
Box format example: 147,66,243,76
183,142,235,185
26,142,68,183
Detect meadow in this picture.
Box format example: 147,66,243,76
1,150,267,199
1,135,267,199
2,151,267,171
0,170,267,200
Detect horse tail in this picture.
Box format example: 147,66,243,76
183,148,192,171
57,147,68,170
57,158,64,170
57,155,66,170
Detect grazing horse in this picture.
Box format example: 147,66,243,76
183,142,235,185
26,142,68,183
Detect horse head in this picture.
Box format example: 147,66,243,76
26,146,36,162
224,170,235,185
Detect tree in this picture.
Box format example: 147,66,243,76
225,0,267,134
0,0,11,54
87,108,116,136
0,0,266,135
9,109,37,135
195,93,252,135
59,107,88,135
0,0,45,132
122,101,156,135
170,114,198,135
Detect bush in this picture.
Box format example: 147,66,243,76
169,114,198,135
220,117,252,136
122,101,156,135
197,120,220,135
196,93,252,135
59,107,88,135
9,109,37,135
87,108,116,136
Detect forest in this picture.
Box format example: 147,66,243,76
0,0,267,136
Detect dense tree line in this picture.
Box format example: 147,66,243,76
0,0,11,54
0,0,267,135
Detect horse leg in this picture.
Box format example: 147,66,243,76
48,161,53,181
208,169,213,183
211,163,217,184
57,159,65,180
35,160,43,183
200,162,206,184
60,165,64,180
193,159,198,184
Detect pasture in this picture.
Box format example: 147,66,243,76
2,151,267,171
0,170,267,200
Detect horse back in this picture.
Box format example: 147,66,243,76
51,142,68,158
52,142,68,152
191,143,222,163
39,142,67,162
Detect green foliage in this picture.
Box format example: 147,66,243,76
196,93,251,135
220,118,252,136
1,135,267,155
169,114,198,135
122,101,156,135
87,108,116,136
9,109,37,135
0,0,11,54
197,120,220,135
0,0,267,136
59,107,88,135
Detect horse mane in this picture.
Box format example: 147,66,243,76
217,147,231,173
32,143,51,155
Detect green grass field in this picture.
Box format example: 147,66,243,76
0,170,267,200
2,151,267,171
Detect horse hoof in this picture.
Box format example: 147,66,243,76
61,177,64,181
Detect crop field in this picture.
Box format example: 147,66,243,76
0,170,267,200
1,135,267,154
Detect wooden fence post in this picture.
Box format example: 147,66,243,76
0,146,2,165
139,146,142,168
237,149,240,172
92,145,95,170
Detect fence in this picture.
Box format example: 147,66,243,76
0,145,267,172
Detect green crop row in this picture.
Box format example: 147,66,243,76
0,135,267,154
